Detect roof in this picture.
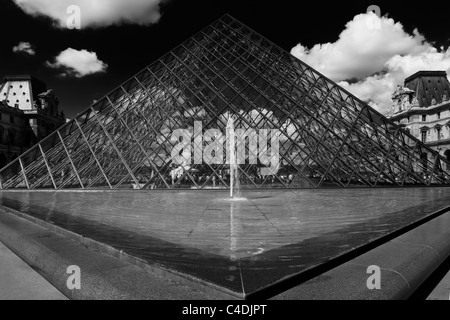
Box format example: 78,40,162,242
404,71,450,108
2,75,46,86
404,71,448,84
1,75,47,98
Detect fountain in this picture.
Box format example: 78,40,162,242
226,115,242,199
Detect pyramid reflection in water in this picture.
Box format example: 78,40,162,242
1,14,450,190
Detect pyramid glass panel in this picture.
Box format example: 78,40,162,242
1,14,450,190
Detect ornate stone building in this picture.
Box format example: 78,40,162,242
389,71,450,169
0,75,65,168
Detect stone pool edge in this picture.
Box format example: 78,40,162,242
270,206,450,300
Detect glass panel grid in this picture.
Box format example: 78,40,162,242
1,14,449,190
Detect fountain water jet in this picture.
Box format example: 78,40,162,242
226,115,244,200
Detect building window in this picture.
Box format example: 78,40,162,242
421,153,429,174
437,128,442,140
9,130,15,145
438,112,441,120
421,130,427,143
445,150,450,170
422,115,427,122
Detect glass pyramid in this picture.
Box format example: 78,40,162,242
1,14,450,190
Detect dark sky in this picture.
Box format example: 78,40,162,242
1,0,448,118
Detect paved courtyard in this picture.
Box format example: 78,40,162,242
0,240,66,300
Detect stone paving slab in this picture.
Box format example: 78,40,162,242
0,241,67,300
427,276,450,300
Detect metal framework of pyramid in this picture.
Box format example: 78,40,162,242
1,14,450,190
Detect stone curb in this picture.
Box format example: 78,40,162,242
271,207,450,299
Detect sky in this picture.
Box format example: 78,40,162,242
1,0,449,118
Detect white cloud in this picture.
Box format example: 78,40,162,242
12,0,168,28
290,12,450,115
339,47,450,114
12,41,36,55
386,47,450,75
46,48,108,78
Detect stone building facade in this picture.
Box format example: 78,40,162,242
389,71,450,169
0,75,65,168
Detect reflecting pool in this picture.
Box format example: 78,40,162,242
1,188,449,296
